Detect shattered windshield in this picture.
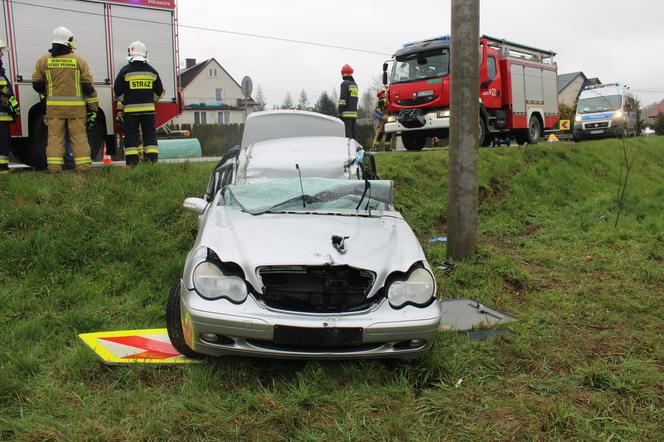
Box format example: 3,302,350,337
221,178,393,215
577,95,622,114
391,51,449,84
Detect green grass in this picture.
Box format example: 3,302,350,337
1,137,663,440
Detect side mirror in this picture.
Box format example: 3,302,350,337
183,197,208,215
382,71,388,86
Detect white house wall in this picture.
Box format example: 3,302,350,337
558,75,585,106
174,109,249,126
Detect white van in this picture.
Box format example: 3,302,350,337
573,83,637,141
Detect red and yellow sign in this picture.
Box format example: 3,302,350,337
79,329,198,365
560,120,570,130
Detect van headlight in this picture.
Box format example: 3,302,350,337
387,115,397,123
614,110,623,119
387,267,435,308
193,262,248,302
575,114,582,122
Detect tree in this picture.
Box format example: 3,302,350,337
254,85,266,111
297,89,310,111
359,90,374,119
558,103,575,124
281,92,294,110
314,91,337,116
635,98,643,135
654,113,664,136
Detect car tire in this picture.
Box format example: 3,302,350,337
402,133,426,151
166,279,204,358
479,118,492,147
527,115,541,145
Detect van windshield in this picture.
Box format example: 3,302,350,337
577,95,622,114
391,51,449,84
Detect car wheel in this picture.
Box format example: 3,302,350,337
402,133,426,151
166,279,204,358
527,115,541,145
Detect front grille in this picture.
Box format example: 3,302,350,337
257,265,377,313
584,122,609,129
395,95,437,106
247,339,382,353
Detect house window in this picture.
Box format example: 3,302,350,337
215,88,224,103
194,111,207,125
217,111,230,125
208,68,218,77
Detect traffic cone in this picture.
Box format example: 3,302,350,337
102,143,113,165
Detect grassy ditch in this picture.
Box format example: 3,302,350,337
1,137,663,440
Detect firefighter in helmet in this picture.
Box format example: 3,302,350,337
114,41,164,165
32,26,98,172
0,39,19,173
338,64,358,139
371,89,392,152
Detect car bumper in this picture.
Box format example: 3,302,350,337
179,281,443,360
385,111,449,134
573,120,624,139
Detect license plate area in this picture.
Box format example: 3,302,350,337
590,129,604,134
273,325,363,348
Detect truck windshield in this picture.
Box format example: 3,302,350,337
391,51,449,84
577,95,622,114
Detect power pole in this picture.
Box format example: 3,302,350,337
447,0,480,260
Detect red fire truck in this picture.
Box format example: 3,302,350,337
382,35,559,150
1,0,181,168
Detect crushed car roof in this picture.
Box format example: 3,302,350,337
241,110,345,149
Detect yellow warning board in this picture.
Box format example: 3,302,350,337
79,329,199,365
547,133,560,142
560,120,570,130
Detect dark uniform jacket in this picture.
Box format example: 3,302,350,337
338,75,358,118
0,60,17,122
114,61,164,115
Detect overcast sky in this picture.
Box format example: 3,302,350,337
177,0,664,108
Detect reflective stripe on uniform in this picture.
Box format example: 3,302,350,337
75,70,81,97
338,99,346,105
144,146,159,154
47,98,86,106
341,111,358,118
0,155,9,164
125,147,139,155
124,103,155,113
74,156,92,165
46,70,54,96
0,79,7,86
47,157,65,165
0,112,13,121
137,146,144,155
124,71,157,81
85,96,99,104
349,86,358,97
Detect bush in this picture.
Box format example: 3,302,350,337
654,113,664,136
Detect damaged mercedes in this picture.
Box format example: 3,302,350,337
166,111,443,359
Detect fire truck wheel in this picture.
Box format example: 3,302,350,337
402,133,426,151
527,116,541,145
479,118,492,147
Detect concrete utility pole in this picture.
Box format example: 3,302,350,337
447,0,480,260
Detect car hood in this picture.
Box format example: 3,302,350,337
195,206,427,297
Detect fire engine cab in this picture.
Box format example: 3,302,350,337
382,35,559,150
0,0,181,168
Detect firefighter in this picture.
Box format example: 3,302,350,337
0,39,19,173
371,89,392,152
32,26,98,172
114,41,164,165
338,64,358,139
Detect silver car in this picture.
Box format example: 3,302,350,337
166,111,443,359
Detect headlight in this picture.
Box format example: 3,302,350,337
387,267,435,308
575,114,582,122
193,261,247,302
437,110,450,118
614,110,623,119
387,115,397,123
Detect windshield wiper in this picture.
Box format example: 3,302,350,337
247,195,322,215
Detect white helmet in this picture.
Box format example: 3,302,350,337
52,26,76,49
127,41,148,62
0,39,7,50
